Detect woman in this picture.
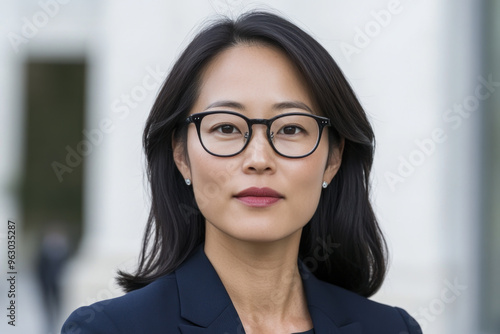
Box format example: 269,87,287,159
62,11,422,334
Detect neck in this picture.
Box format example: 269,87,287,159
204,224,312,333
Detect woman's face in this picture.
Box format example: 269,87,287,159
174,44,342,243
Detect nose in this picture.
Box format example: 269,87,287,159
241,125,276,174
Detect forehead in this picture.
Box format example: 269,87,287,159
192,44,316,114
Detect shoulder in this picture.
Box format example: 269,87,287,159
306,276,422,333
61,274,180,334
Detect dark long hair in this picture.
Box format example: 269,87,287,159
117,11,387,297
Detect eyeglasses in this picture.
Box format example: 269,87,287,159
185,111,331,158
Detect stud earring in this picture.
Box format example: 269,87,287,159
322,181,328,189
185,178,191,186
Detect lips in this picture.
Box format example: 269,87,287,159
234,187,284,207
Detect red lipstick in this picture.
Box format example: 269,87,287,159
234,187,284,208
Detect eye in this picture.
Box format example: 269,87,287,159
278,125,303,135
215,124,240,134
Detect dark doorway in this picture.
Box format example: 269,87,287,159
21,61,85,235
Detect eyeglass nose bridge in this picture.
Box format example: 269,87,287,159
242,118,276,151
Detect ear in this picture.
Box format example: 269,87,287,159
323,138,344,184
172,133,191,181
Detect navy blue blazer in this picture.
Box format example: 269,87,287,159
61,245,422,333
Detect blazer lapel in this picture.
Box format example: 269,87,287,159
176,245,243,334
175,245,362,334
178,306,243,334
299,261,363,334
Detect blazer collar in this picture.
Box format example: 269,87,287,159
175,244,362,334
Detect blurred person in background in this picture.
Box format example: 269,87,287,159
36,222,69,334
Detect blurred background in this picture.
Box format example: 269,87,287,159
0,0,498,333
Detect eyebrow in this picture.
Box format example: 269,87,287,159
205,100,313,113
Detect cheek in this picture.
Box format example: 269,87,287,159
296,136,329,186
286,160,325,210
287,144,330,214
191,165,226,215
187,131,236,212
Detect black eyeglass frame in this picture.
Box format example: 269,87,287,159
185,110,331,158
